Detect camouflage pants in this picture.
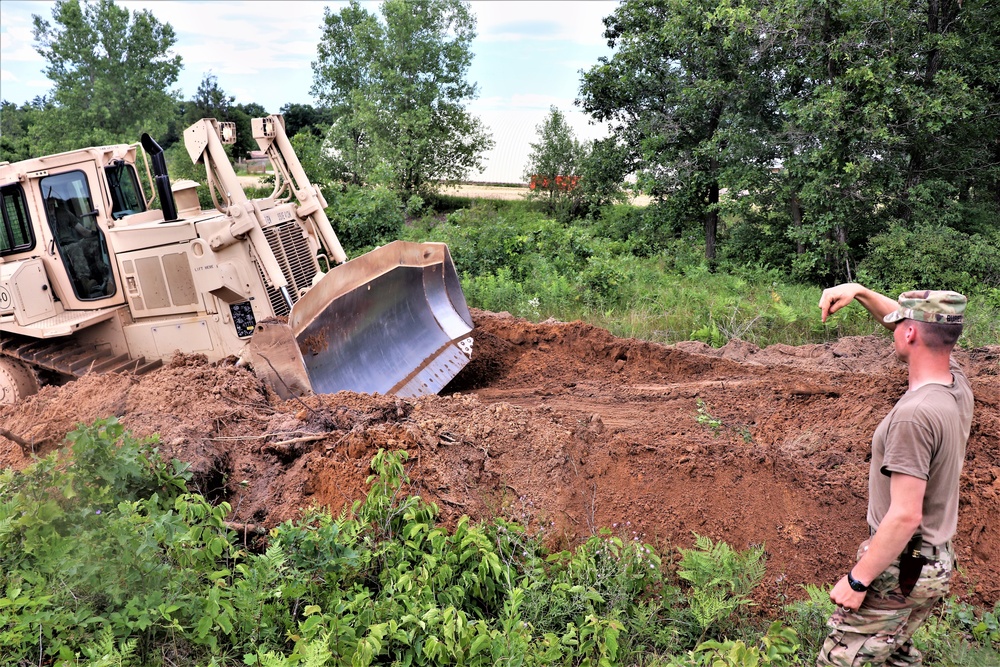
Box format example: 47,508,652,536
817,539,953,667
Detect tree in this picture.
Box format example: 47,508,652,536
523,106,588,210
579,0,1000,281
764,0,1000,281
230,102,269,161
579,0,775,262
31,0,182,151
182,72,233,126
311,0,493,192
279,103,334,139
0,97,51,163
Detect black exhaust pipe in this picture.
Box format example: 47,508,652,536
140,133,178,222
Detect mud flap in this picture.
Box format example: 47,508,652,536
249,241,474,399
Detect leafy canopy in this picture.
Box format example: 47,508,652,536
578,0,1000,282
311,0,493,192
31,0,182,151
523,106,588,206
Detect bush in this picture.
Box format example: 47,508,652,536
4,421,996,666
677,534,767,641
325,184,405,252
858,224,1000,297
590,202,686,258
783,584,836,664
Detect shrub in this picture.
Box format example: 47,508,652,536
3,421,995,666
325,184,404,252
783,584,836,664
858,224,1000,297
677,534,767,641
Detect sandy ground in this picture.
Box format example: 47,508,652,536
236,176,651,206
2,311,997,610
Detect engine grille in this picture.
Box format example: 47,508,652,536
259,221,318,317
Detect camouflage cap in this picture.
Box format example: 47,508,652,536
883,290,966,325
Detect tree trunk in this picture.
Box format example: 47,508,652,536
791,193,804,255
706,175,719,263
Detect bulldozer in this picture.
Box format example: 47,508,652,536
0,115,474,405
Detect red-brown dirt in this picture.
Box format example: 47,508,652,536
2,310,998,608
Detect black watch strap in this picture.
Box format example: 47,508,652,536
847,571,869,592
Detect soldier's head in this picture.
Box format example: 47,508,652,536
884,290,966,354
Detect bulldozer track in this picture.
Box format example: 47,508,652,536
0,333,162,379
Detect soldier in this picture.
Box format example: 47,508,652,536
816,284,973,667
48,197,106,298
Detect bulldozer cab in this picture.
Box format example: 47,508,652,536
40,171,116,301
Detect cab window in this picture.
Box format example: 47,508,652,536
1,184,34,256
105,161,147,219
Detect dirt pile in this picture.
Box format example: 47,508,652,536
2,310,998,606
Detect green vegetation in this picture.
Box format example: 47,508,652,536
2,420,997,665
27,0,182,154
310,0,493,192
580,0,1000,284
358,198,997,348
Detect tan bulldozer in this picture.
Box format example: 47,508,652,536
0,115,473,405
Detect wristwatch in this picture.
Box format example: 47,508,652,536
847,570,869,592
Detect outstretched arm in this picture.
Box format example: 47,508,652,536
819,283,899,331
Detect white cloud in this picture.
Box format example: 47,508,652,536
0,6,45,62
119,0,330,71
471,1,616,45
0,69,17,82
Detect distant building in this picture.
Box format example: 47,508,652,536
246,150,269,174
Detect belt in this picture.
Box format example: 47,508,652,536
868,527,951,562
918,541,951,561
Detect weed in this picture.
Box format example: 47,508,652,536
696,399,724,434
677,534,767,642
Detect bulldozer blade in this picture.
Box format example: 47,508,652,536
254,241,473,399
245,320,314,400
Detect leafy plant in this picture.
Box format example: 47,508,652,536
782,584,836,664
325,184,404,252
2,421,993,666
677,534,767,641
695,399,724,434
666,621,799,667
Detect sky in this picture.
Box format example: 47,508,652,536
0,0,620,183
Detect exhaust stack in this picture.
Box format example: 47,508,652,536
140,133,178,222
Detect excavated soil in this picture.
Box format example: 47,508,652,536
2,310,998,608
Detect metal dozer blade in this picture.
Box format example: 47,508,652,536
249,241,474,399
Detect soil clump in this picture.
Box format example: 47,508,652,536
2,309,998,607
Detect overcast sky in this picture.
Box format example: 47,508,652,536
0,1,619,182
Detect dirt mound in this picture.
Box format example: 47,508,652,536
2,310,998,606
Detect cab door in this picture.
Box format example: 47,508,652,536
35,161,125,309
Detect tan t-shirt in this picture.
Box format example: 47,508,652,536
868,358,973,546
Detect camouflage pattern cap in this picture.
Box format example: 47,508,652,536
883,290,966,325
